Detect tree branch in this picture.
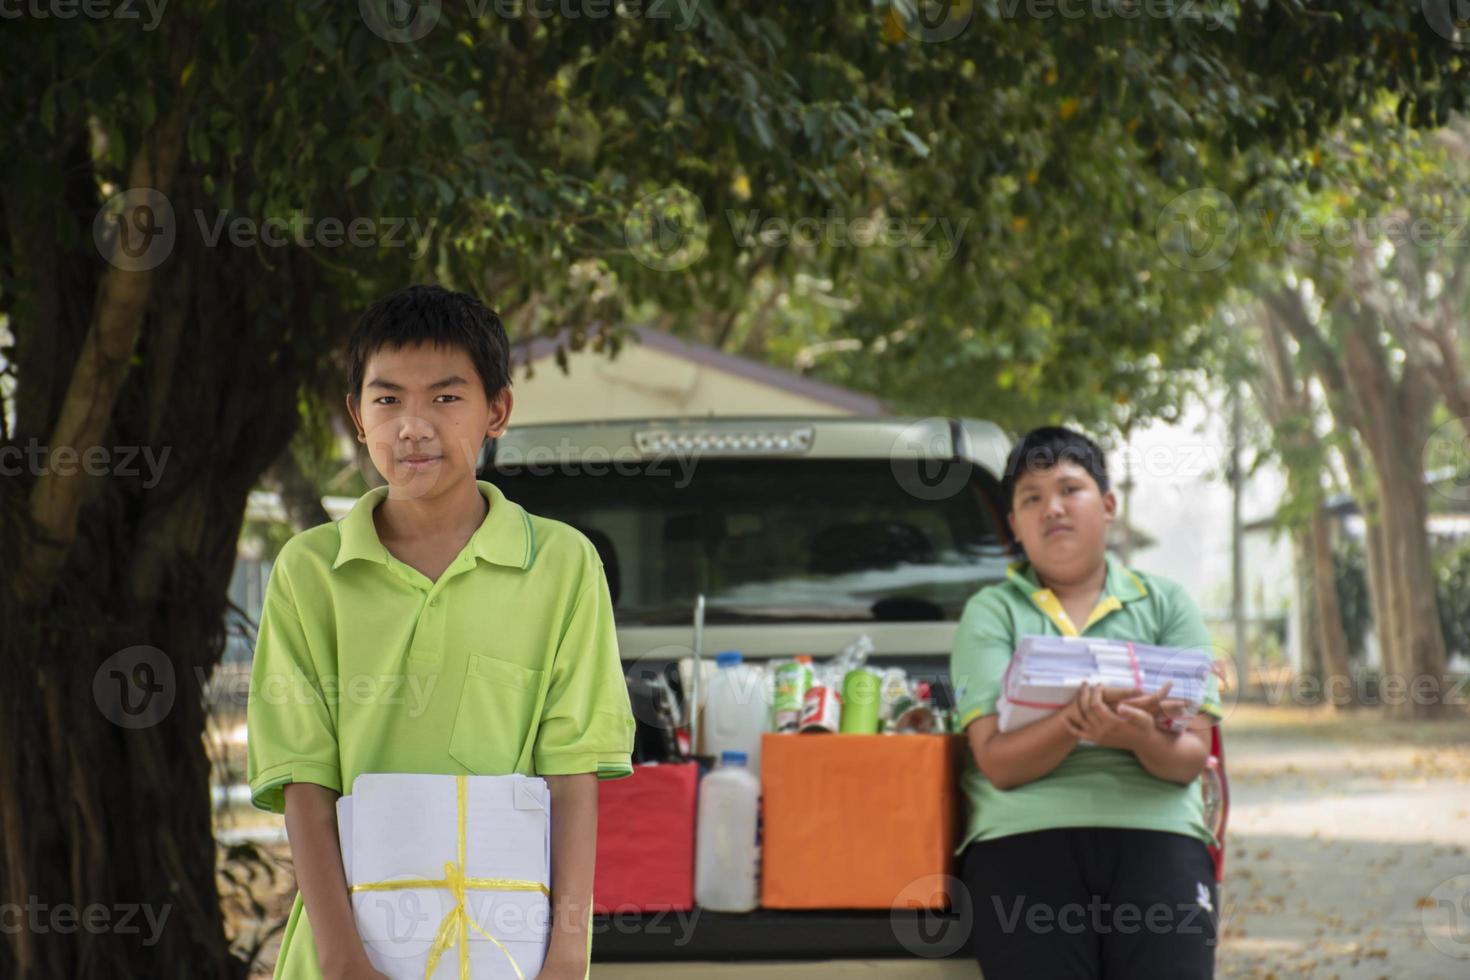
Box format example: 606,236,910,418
21,109,186,600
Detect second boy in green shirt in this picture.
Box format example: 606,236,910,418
951,426,1223,980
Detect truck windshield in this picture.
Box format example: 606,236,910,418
490,457,1012,625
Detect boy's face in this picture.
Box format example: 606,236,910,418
1007,459,1116,582
346,341,512,502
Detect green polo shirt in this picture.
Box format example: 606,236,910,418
950,555,1222,855
246,480,633,979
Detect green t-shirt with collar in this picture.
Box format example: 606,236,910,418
949,555,1222,855
246,479,633,979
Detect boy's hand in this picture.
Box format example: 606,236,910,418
1118,681,1191,726
1064,682,1154,750
534,955,588,980
1093,685,1144,705
322,959,389,980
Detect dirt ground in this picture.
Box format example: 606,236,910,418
1208,704,1470,979
234,703,1470,978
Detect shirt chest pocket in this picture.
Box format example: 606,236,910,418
447,654,544,775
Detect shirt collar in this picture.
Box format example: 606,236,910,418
333,480,533,571
1005,553,1149,604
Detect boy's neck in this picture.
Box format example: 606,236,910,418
1033,556,1108,601
374,477,488,543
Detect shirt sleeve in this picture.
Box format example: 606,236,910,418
950,586,1018,732
533,558,635,780
1154,578,1223,718
246,559,342,813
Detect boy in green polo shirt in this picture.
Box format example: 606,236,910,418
246,284,634,980
950,426,1222,980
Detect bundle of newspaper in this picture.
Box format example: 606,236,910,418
336,773,552,980
997,635,1213,734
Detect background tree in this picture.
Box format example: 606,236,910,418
1241,294,1354,698
1249,113,1470,715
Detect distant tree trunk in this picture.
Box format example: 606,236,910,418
1333,433,1393,674
1306,505,1353,701
1250,305,1354,706
1341,320,1449,715
263,449,333,533
1271,285,1450,717
1291,525,1323,678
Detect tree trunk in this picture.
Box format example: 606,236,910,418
1306,504,1354,705
1291,524,1323,679
1340,324,1450,717
1271,285,1450,716
1250,304,1355,708
0,181,324,977
263,450,333,533
1373,459,1450,715
1335,434,1394,678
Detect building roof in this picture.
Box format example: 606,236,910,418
510,324,889,416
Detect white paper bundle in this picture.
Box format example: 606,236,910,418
336,773,552,980
997,635,1212,734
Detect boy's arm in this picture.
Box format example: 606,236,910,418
542,773,598,978
954,588,1089,790
951,588,1034,788
1123,711,1211,784
282,783,383,979
966,710,1079,790
531,546,635,977
1066,684,1210,784
965,685,1141,790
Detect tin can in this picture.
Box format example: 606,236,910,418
879,668,909,727
772,656,815,732
893,701,940,734
889,681,939,734
799,685,842,733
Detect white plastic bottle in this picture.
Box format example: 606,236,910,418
701,651,769,775
694,751,762,913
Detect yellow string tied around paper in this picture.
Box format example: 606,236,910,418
349,774,551,979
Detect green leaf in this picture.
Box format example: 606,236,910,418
899,129,929,158
139,90,157,131
39,85,56,136
750,109,774,150
434,176,454,206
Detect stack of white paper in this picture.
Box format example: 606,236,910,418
337,773,552,980
997,635,1212,734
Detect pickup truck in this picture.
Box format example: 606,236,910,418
479,415,1227,963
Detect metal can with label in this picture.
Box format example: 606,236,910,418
772,656,815,732
879,668,909,728
799,685,842,733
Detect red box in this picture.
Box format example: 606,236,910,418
593,762,699,913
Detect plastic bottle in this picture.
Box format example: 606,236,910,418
702,651,769,774
694,751,762,912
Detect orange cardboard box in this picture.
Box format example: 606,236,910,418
760,732,965,910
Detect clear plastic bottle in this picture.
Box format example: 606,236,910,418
694,751,761,913
701,651,768,775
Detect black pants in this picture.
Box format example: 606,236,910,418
960,828,1218,980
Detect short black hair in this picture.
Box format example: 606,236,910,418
347,284,510,400
1001,426,1110,514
